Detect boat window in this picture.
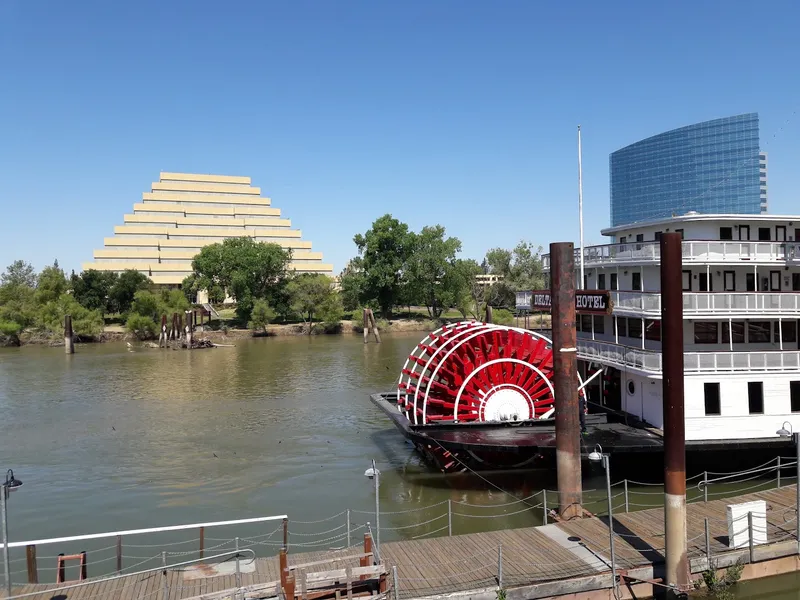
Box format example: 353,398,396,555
748,382,764,414
693,322,718,344
723,271,736,292
644,319,661,341
746,273,756,292
722,321,746,344
770,271,781,291
615,317,627,338
610,273,618,290
720,227,733,240
774,321,797,343
748,321,772,343
580,314,592,331
627,380,635,396
791,381,800,413
675,228,684,239
627,318,642,339
632,272,642,291
704,383,721,416
758,227,771,241
593,315,605,334
597,273,606,290
682,270,692,292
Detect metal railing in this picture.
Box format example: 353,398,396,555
611,291,800,317
542,240,800,269
576,338,800,374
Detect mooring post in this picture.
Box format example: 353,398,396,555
234,536,241,589
624,479,629,512
485,305,493,324
392,565,400,600
283,517,289,551
161,551,168,600
661,232,689,596
777,456,782,488
550,242,582,519
185,310,193,349
704,517,711,568
279,548,288,589
26,544,37,584
160,315,167,348
363,308,369,344
447,499,452,536
64,315,74,354
370,310,381,343
346,509,351,547
543,489,548,525
497,544,503,589
116,535,122,574
703,471,708,503
199,526,204,559
747,512,755,564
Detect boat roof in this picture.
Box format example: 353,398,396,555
601,213,800,236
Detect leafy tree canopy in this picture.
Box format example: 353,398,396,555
288,274,341,333
0,260,37,289
71,269,118,315
405,225,467,318
109,270,152,314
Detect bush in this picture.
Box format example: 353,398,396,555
248,299,276,334
126,314,158,340
491,308,515,326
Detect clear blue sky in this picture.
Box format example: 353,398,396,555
1,1,798,275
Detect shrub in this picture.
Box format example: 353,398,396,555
248,299,276,334
126,314,158,340
491,308,515,326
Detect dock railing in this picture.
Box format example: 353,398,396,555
4,458,800,596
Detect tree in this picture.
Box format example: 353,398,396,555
1,260,37,288
338,259,366,312
190,238,291,321
248,299,276,334
353,214,415,318
71,269,118,315
36,294,104,338
288,274,340,334
456,259,484,318
130,290,161,321
35,261,68,305
109,270,151,314
405,225,467,318
480,242,545,306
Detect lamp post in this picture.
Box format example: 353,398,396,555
776,422,799,554
2,470,22,595
365,460,380,550
588,445,617,597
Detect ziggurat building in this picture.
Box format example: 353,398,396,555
83,172,333,286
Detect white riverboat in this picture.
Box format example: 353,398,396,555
543,213,800,444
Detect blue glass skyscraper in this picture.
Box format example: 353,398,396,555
610,113,763,227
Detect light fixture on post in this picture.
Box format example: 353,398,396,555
2,470,22,595
588,445,617,597
364,460,380,551
776,422,800,555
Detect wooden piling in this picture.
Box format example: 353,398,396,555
159,315,167,348
116,536,122,574
199,527,205,559
363,308,369,344
368,309,381,343
185,310,193,349
64,315,74,354
25,545,37,584
485,305,493,324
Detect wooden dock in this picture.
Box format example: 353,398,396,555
8,485,800,600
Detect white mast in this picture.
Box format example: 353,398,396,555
578,125,585,289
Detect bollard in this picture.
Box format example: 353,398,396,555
497,544,503,589
161,551,168,600
199,526,205,559
624,479,629,513
748,512,755,564
283,517,289,551
346,509,351,547
448,500,452,536
778,456,782,488
704,518,711,569
235,537,241,589
392,565,400,600
543,490,548,525
703,471,708,503
116,535,122,574
26,544,37,584
64,315,75,354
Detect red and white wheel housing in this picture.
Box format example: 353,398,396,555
397,321,569,425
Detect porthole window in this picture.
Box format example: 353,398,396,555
627,380,636,396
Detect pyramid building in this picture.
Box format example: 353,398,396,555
83,172,333,287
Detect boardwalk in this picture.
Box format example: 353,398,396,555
8,486,799,600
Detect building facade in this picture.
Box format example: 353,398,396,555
610,113,763,227
83,172,333,286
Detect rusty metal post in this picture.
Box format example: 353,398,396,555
64,315,74,354
661,232,689,595
26,545,37,583
550,242,582,519
199,527,205,559
116,536,122,574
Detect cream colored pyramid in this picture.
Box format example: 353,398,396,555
83,172,333,286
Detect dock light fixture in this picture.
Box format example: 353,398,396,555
776,422,800,555
588,445,618,597
365,460,380,551
1,470,21,595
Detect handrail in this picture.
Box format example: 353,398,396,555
7,515,288,549
5,548,256,599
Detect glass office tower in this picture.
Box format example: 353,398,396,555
610,113,762,227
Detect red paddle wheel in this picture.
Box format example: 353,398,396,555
396,322,558,471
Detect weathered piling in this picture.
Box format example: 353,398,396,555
660,232,690,595
485,305,493,324
64,315,74,354
363,308,381,343
159,315,167,348
185,310,193,349
550,242,582,519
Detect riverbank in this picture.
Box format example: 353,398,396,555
10,314,552,346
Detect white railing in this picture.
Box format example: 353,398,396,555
578,339,800,374
542,240,800,269
610,291,800,316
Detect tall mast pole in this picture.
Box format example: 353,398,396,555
578,125,585,289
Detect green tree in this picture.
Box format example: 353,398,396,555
189,238,291,321
159,288,190,316
248,299,276,334
34,261,68,305
71,269,118,315
127,314,158,340
130,290,161,321
109,270,152,314
353,214,415,318
1,260,37,288
481,242,545,306
288,274,340,333
36,294,104,338
405,225,468,318
338,259,365,312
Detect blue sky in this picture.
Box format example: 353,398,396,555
1,1,798,275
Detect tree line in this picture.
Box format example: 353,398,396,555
338,214,546,319
0,217,544,344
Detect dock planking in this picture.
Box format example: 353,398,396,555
7,485,800,600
